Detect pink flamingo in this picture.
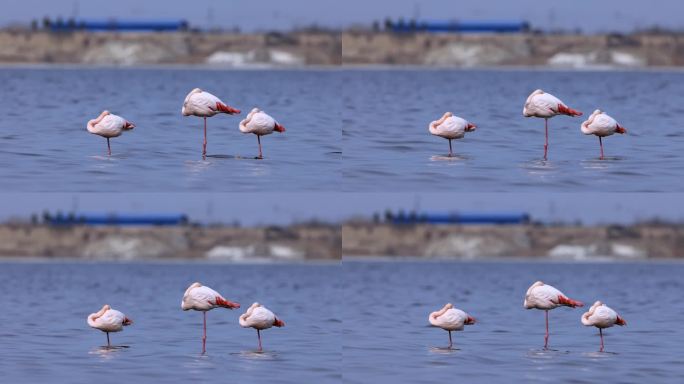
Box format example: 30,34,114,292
86,111,135,156
523,89,582,159
524,281,583,349
181,282,240,354
182,88,241,156
581,301,626,352
581,109,627,159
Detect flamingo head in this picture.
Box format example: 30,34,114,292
465,122,477,132
615,315,627,326
465,315,476,325
123,317,133,326
124,121,135,130
274,123,286,133
273,317,285,327
615,124,627,134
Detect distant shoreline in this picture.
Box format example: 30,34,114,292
343,222,684,260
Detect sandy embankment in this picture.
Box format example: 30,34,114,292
342,222,684,260
0,223,341,261
342,32,684,68
0,30,341,66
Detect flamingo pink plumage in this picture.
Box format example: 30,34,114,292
239,108,286,159
581,301,626,352
87,304,133,347
524,281,583,349
428,112,477,157
181,282,240,354
523,89,582,159
182,88,241,157
86,110,135,156
428,303,476,349
239,302,285,351
581,109,627,159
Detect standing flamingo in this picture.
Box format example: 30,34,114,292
87,304,132,347
524,281,583,349
581,109,627,159
428,112,477,157
523,89,582,159
581,301,626,352
181,88,241,156
428,303,476,349
239,302,285,351
86,110,135,156
239,108,286,159
181,282,240,354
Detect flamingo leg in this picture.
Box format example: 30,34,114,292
107,138,111,156
448,330,453,349
106,332,110,347
202,312,207,354
599,328,604,352
257,329,263,351
448,139,453,157
599,136,604,160
544,310,549,349
544,118,548,160
257,135,263,159
203,118,207,157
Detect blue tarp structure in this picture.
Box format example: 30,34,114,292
49,20,188,32
391,20,530,34
48,213,188,226
391,212,530,225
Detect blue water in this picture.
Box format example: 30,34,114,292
343,260,684,383
0,261,341,383
342,69,684,191
0,67,341,191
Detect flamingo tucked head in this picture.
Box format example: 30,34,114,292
274,123,286,133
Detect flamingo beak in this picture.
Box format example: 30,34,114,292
465,316,476,325
616,124,627,134
123,317,133,326
274,318,285,327
616,316,626,326
466,123,477,132
274,123,286,133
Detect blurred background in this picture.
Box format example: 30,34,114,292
2,0,684,67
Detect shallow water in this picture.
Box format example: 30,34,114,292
342,69,684,191
0,68,341,191
342,260,684,383
0,262,341,383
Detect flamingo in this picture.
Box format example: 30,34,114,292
87,304,132,347
428,112,476,157
86,110,135,156
581,109,627,159
181,282,240,354
239,302,285,351
239,108,286,159
181,88,241,156
428,303,476,349
523,89,582,159
581,301,626,352
524,281,583,349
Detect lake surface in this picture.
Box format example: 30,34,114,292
0,67,341,191
342,69,684,191
0,261,341,383
343,260,684,383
